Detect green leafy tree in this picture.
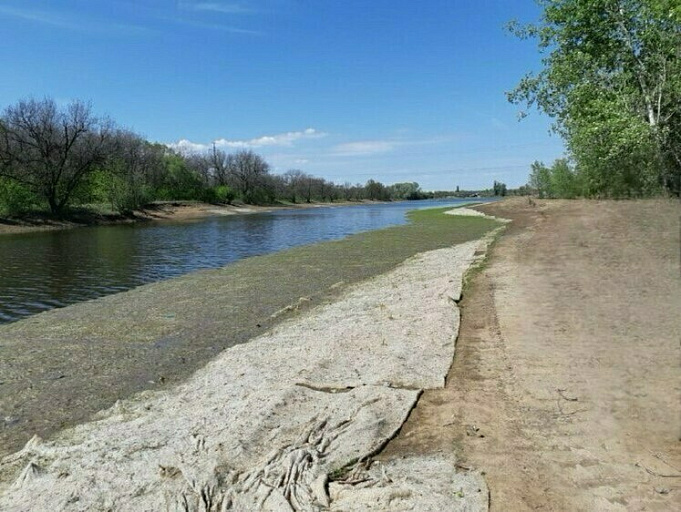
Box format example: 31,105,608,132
529,158,583,198
529,161,553,198
156,153,205,200
493,180,508,196
388,182,423,200
0,176,40,215
548,158,582,198
365,179,390,201
509,0,681,197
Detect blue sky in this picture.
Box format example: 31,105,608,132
0,0,565,190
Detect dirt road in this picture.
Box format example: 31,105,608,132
383,198,681,510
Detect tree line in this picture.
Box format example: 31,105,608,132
510,0,681,198
0,98,436,217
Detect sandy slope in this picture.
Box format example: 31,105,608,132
383,198,681,511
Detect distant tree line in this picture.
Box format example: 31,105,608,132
0,98,442,217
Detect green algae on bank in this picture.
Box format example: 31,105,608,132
0,208,501,457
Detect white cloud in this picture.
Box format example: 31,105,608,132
0,5,150,35
168,128,327,153
169,139,211,153
191,3,252,14
331,140,396,157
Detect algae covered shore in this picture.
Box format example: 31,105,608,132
0,208,500,460
0,207,502,510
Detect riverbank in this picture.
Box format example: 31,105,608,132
0,208,501,510
5,198,675,509
0,208,499,458
0,200,378,236
382,197,681,510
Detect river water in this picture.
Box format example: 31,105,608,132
0,199,486,323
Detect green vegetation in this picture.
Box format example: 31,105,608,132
0,177,40,215
492,180,508,197
529,158,582,199
255,208,500,300
510,0,681,198
0,97,475,219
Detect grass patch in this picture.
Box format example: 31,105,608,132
193,207,503,352
460,224,507,296
240,207,501,302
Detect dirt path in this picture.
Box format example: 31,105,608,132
383,198,681,510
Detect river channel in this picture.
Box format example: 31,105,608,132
0,199,486,323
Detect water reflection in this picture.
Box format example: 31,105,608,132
0,199,485,323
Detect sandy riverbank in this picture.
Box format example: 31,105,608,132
6,198,675,509
0,208,499,461
0,200,372,236
383,197,681,510
0,211,500,510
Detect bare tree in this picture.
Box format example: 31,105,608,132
104,130,165,212
282,169,306,203
0,98,115,215
225,150,271,203
184,152,213,187
210,143,230,186
268,173,288,201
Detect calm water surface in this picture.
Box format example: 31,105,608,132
0,199,486,323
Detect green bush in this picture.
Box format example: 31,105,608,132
0,177,41,215
213,185,235,204
529,159,584,199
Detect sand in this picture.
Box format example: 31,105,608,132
383,197,681,511
0,229,500,510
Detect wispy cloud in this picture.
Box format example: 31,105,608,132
169,128,327,153
170,18,262,35
189,2,253,15
0,5,77,30
331,140,396,157
168,1,262,35
0,5,151,35
329,134,457,157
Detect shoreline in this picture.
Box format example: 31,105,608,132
0,209,500,458
0,199,381,236
0,211,501,510
2,198,676,509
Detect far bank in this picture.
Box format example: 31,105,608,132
0,199,392,236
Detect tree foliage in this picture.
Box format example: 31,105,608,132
492,180,508,196
0,98,115,214
509,0,681,197
529,158,583,198
388,182,426,200
0,97,472,216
